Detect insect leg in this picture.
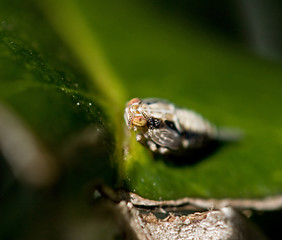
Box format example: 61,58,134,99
159,147,170,155
182,138,189,148
147,140,158,152
136,134,143,142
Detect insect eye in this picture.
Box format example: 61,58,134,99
132,116,147,127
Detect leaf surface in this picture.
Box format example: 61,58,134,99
1,0,282,204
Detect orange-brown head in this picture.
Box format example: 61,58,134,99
124,98,147,129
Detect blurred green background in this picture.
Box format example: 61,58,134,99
1,0,282,239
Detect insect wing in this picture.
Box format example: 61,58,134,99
149,128,181,150
141,99,176,122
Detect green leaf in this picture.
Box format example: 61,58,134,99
0,0,119,191
53,0,282,200
1,0,282,207
0,1,121,238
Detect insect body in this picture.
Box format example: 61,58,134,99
124,98,221,155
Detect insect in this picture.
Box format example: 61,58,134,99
124,98,240,156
